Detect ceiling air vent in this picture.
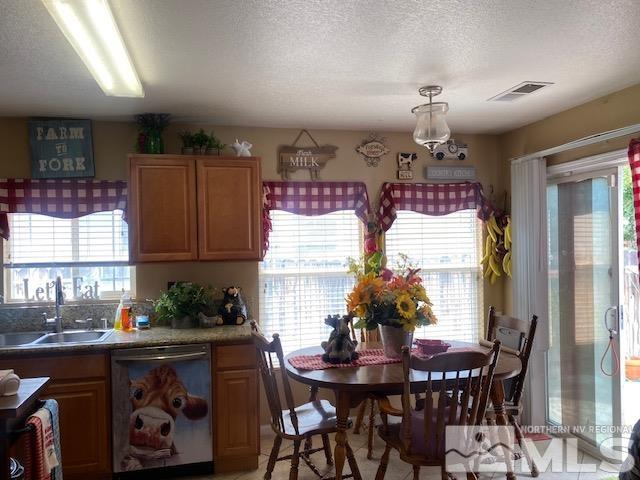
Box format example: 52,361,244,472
488,81,553,102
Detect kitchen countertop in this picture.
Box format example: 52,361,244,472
0,325,253,357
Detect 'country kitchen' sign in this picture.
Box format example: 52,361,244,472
278,129,337,180
28,118,95,179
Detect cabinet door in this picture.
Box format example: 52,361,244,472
45,380,110,479
129,155,198,262
197,157,262,260
215,369,258,459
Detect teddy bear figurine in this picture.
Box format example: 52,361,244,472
216,286,248,325
321,314,359,364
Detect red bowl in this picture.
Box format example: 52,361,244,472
414,339,451,356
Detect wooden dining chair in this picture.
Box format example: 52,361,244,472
484,306,539,477
251,321,359,480
375,341,501,480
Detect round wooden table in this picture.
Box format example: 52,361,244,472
285,341,522,480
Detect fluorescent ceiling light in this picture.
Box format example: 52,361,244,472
42,0,144,97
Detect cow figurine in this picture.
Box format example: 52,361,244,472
122,365,209,471
321,314,359,364
216,286,248,325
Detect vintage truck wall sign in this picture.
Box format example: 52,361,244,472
28,118,95,179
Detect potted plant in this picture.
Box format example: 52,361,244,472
192,129,209,155
206,131,225,155
347,253,437,358
153,282,214,329
179,131,194,154
135,113,170,154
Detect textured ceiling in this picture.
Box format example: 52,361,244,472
1,0,639,133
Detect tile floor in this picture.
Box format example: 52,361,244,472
178,429,621,480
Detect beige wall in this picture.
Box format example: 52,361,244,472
499,83,640,165
0,118,508,318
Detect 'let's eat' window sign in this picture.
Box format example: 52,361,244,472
28,118,95,179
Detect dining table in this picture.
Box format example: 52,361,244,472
284,340,522,480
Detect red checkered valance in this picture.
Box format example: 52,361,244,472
628,138,640,264
0,178,127,239
378,181,486,231
262,181,371,254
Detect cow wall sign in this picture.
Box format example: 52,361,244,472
278,129,337,180
28,118,95,179
356,133,390,167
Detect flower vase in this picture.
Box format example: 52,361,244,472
145,131,164,154
380,324,413,359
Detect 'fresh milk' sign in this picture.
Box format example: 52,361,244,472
28,118,95,178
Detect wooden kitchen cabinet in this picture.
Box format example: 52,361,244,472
0,353,111,480
213,343,259,473
128,154,262,262
197,158,262,260
128,155,198,262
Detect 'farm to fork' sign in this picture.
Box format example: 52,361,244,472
28,118,95,179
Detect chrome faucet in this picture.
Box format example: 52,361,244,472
42,276,64,333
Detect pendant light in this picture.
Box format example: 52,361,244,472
411,86,450,152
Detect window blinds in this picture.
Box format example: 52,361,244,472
385,209,483,342
259,210,361,356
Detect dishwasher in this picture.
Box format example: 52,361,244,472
111,344,213,478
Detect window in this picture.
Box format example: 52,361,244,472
259,210,362,355
3,210,132,303
385,209,482,342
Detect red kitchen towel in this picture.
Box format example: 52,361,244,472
22,415,51,480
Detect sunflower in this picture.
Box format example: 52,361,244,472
402,316,418,332
419,304,438,325
395,294,416,319
347,274,385,315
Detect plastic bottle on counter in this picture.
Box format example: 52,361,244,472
115,291,133,331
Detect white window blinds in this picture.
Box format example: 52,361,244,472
259,210,361,356
3,210,131,302
385,209,483,342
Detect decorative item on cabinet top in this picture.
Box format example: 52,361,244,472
135,113,170,154
231,139,253,157
278,129,337,180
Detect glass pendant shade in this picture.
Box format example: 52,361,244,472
412,102,450,152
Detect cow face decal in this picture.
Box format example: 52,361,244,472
127,364,208,459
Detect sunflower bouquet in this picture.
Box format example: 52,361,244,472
346,253,437,333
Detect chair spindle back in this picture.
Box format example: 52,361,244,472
400,341,501,460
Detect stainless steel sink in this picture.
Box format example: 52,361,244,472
0,332,47,347
34,330,113,345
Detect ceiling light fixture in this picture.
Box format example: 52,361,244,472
412,86,450,152
42,0,144,97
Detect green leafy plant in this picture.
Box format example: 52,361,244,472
192,129,210,148
178,131,193,148
153,282,215,325
207,131,225,152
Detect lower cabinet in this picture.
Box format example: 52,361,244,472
0,352,111,480
213,343,259,472
45,380,110,478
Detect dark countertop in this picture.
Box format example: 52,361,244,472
0,325,253,357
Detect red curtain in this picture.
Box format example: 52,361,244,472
629,139,640,263
377,181,489,231
0,178,127,239
262,181,371,254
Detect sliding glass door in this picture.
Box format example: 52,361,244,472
547,168,622,446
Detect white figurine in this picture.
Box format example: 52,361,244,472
231,139,252,157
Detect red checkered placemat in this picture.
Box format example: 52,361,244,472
288,346,481,371
288,348,402,370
